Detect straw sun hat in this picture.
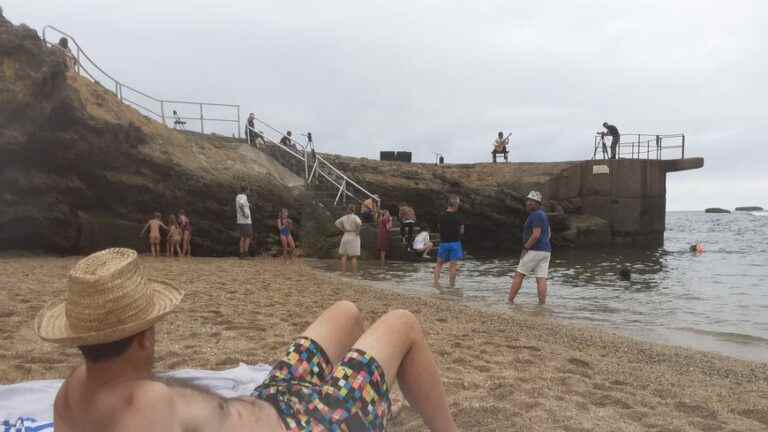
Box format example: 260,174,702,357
35,248,184,347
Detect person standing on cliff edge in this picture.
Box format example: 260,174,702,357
236,185,253,259
602,122,621,159
508,191,552,305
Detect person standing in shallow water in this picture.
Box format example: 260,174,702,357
335,204,362,273
377,209,393,264
508,191,552,305
433,195,464,288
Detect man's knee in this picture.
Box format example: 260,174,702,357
383,309,421,336
333,300,363,329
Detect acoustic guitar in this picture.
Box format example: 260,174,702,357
494,133,512,152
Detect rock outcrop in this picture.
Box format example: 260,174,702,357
705,208,731,214
735,206,764,212
0,14,307,256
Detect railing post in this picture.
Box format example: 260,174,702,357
76,48,81,75
236,105,241,139
199,104,204,134
681,134,685,159
160,101,166,126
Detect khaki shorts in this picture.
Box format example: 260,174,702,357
516,250,551,278
338,233,361,257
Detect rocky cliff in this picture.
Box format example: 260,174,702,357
0,14,315,256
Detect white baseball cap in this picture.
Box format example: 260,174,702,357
526,191,543,203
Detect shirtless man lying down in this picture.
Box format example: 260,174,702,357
35,248,458,432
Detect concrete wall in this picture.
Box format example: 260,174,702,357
545,159,701,246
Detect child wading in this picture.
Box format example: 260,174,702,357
277,208,296,261
140,212,168,257
167,215,183,257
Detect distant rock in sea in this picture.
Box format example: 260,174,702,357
734,206,764,212
705,208,731,214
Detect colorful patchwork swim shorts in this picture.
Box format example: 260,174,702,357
252,337,391,431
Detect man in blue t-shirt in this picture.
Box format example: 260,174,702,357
508,191,552,305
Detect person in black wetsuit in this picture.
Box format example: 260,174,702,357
602,122,620,159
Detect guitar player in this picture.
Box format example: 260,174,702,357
492,131,511,163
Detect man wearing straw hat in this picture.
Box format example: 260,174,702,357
37,248,458,431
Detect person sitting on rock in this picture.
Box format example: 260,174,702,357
398,203,417,249
36,248,459,432
279,130,295,150
413,224,434,258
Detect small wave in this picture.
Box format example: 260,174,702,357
751,211,768,217
674,327,768,345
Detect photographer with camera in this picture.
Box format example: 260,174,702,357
601,122,621,159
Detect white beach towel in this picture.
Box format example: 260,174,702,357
0,363,272,431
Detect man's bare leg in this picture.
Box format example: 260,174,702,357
448,262,458,288
380,251,386,265
433,259,444,287
341,255,347,273
301,300,364,363
353,310,458,432
536,277,548,305
508,272,525,303
351,257,358,273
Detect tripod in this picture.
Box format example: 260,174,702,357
593,134,609,159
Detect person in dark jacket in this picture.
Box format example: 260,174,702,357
602,122,621,159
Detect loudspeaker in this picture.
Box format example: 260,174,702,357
395,151,412,163
380,151,396,161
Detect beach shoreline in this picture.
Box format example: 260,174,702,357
1,256,767,431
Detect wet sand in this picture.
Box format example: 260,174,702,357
1,256,767,431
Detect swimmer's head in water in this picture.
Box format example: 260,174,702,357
619,268,631,281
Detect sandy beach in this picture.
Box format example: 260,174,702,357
1,256,767,431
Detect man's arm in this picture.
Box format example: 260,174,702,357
523,227,542,250
140,222,149,237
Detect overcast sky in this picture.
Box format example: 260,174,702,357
5,1,767,210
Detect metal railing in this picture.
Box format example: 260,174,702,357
246,117,380,208
593,133,686,160
41,25,241,137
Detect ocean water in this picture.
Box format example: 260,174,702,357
309,211,768,362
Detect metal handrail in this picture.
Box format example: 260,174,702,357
246,123,379,207
592,132,686,160
41,25,241,137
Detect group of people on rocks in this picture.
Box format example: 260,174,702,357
140,210,192,257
